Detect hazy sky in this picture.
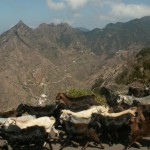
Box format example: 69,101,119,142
0,0,150,34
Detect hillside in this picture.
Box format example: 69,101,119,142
116,48,150,85
0,16,150,109
0,21,102,109
91,48,150,94
85,16,150,55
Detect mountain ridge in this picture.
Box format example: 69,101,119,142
0,16,150,109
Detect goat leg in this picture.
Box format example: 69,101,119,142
60,135,73,149
90,131,104,149
134,142,142,147
43,142,47,147
70,140,79,147
45,135,53,150
60,141,68,150
82,141,89,150
107,133,113,146
52,126,59,137
47,141,53,150
124,139,140,150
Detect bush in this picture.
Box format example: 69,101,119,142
136,48,150,58
143,60,150,69
66,87,106,105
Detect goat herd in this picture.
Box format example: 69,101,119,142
0,86,150,150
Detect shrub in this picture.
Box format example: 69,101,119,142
143,60,150,70
136,48,150,58
66,87,106,105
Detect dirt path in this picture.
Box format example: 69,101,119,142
0,135,149,150
51,138,149,150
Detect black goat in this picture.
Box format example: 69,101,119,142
99,87,119,108
0,125,52,150
16,102,63,118
61,103,91,112
89,113,138,145
127,86,150,98
1,124,21,132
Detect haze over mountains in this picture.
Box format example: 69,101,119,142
0,16,150,109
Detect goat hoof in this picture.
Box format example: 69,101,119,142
93,142,98,146
55,133,59,137
123,147,129,150
135,142,142,147
101,146,105,149
109,142,113,146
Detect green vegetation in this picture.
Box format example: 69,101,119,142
136,48,150,58
143,60,150,70
66,87,106,105
116,48,150,85
60,33,71,47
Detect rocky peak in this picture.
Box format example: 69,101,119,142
38,23,49,29
10,20,32,36
16,20,26,27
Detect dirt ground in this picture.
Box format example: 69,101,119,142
0,137,149,150
51,137,150,150
0,130,149,150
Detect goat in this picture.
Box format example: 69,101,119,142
89,107,144,145
16,102,61,118
0,109,17,118
3,116,59,136
132,100,150,120
0,125,52,150
60,120,104,150
125,118,150,149
127,86,150,98
55,93,99,106
60,106,109,124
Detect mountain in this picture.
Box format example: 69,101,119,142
0,16,150,109
85,16,150,55
0,21,102,110
75,27,90,32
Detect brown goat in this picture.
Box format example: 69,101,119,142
126,118,150,149
0,109,17,118
60,121,104,150
56,93,98,106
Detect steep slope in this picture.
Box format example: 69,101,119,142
115,48,150,85
91,47,150,94
0,21,58,109
0,21,102,110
